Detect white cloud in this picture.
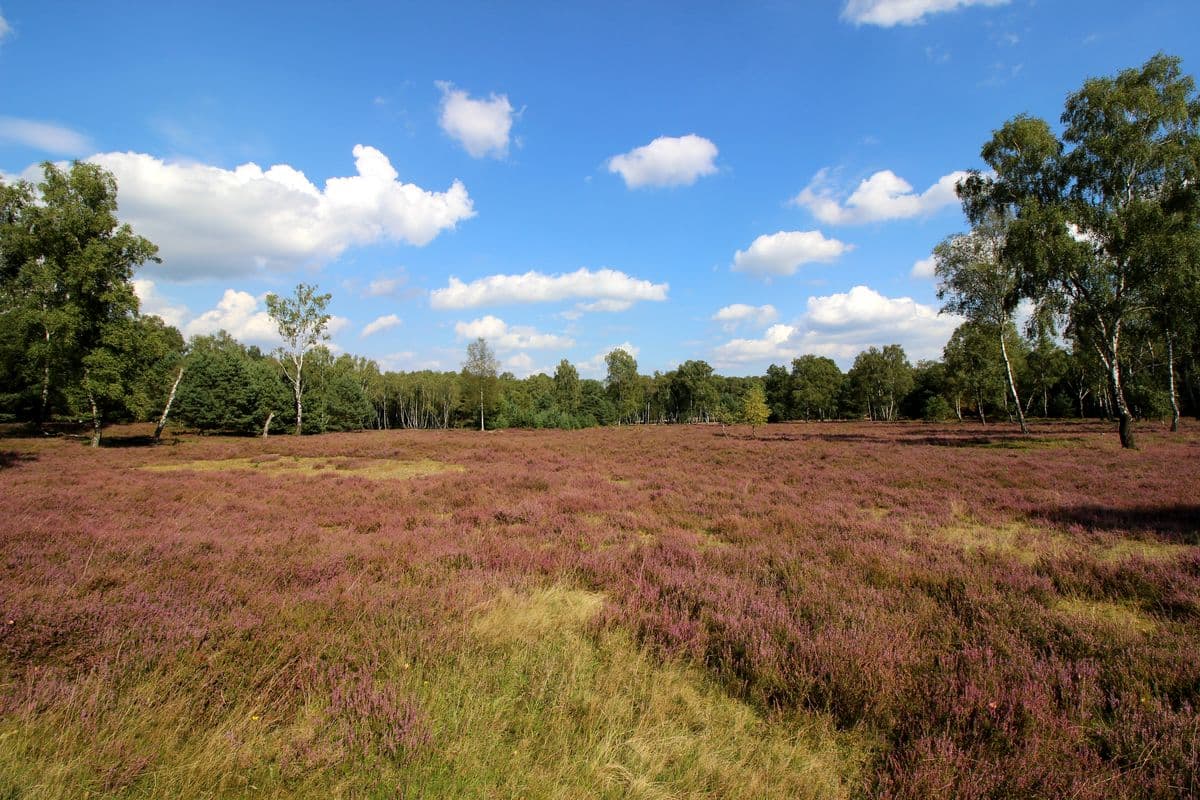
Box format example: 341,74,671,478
183,289,282,346
578,342,640,378
0,117,91,155
807,285,941,331
608,134,718,189
577,298,634,313
430,267,668,309
504,352,548,378
365,273,407,297
0,13,11,43
83,145,473,279
713,324,797,365
362,314,402,338
453,315,574,351
131,279,189,328
842,0,1008,27
437,81,515,159
181,288,348,348
732,230,852,277
911,255,937,279
794,168,969,225
712,285,961,368
712,303,779,331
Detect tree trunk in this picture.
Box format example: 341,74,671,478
262,411,274,438
153,365,185,442
1103,344,1136,449
84,370,101,448
479,385,485,431
1167,331,1181,432
976,389,987,425
998,332,1029,434
38,313,53,430
294,377,303,435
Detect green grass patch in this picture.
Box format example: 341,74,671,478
412,586,869,799
1053,597,1157,638
0,586,871,799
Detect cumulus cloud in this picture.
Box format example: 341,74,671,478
608,134,718,189
713,324,797,364
83,145,473,279
712,285,960,368
362,314,402,338
0,117,92,155
430,267,668,310
183,289,282,346
712,303,779,331
732,230,852,277
131,279,189,328
437,81,515,159
911,255,937,279
793,168,969,225
178,288,349,349
842,0,1008,27
454,315,574,351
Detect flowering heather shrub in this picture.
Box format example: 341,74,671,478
0,420,1197,797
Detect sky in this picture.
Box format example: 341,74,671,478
2,1,1198,378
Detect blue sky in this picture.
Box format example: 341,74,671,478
2,1,1198,377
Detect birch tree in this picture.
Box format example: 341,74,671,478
934,211,1030,433
462,337,498,431
265,283,331,435
961,54,1200,448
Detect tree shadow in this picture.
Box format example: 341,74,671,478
0,450,38,469
1034,505,1200,544
98,434,161,448
754,423,1095,449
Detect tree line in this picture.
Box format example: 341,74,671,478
1,55,1196,444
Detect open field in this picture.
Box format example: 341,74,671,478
1,421,1198,798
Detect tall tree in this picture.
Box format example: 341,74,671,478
670,360,719,423
961,54,1200,448
462,337,499,431
265,283,331,436
553,358,582,417
763,364,793,421
0,163,160,444
934,211,1030,433
604,348,641,424
943,321,1007,424
847,345,913,422
790,355,843,421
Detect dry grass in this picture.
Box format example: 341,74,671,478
140,454,462,480
1054,597,1157,638
932,518,1190,565
442,585,868,799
